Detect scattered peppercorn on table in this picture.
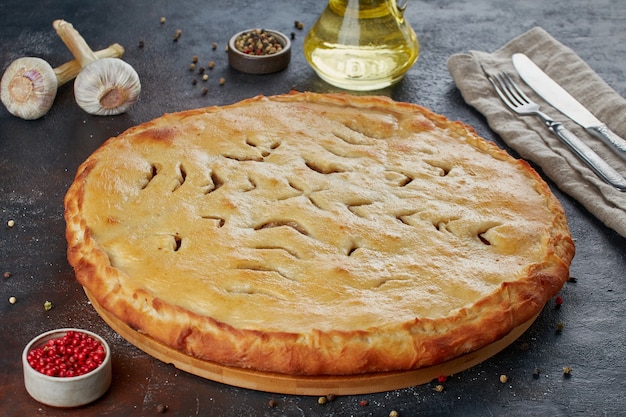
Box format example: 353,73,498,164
1,0,625,416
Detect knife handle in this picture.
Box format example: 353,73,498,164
551,123,626,191
585,125,626,162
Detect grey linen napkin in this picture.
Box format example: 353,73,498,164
447,27,626,237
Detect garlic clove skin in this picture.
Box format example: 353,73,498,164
0,57,58,120
74,58,141,116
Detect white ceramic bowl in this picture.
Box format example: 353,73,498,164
22,328,112,407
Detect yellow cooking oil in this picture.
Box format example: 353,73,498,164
304,0,419,91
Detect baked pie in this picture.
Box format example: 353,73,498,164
64,92,574,375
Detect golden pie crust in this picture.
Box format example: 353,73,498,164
65,92,574,376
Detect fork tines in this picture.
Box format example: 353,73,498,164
488,72,531,109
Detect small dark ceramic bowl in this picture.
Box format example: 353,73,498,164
228,29,291,74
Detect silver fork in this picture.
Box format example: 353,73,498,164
489,72,626,191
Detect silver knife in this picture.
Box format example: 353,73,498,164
512,53,626,162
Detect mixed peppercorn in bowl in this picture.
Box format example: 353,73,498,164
228,28,291,74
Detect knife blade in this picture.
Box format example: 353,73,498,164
512,53,626,162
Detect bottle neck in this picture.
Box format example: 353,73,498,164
329,0,403,19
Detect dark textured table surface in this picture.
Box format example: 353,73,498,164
1,1,625,416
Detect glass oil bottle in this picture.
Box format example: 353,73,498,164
304,0,419,91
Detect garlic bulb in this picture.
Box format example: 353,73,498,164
73,58,141,116
53,19,141,116
0,44,125,120
1,57,57,119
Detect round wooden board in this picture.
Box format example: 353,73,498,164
84,287,537,396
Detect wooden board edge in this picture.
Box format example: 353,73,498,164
84,287,538,395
